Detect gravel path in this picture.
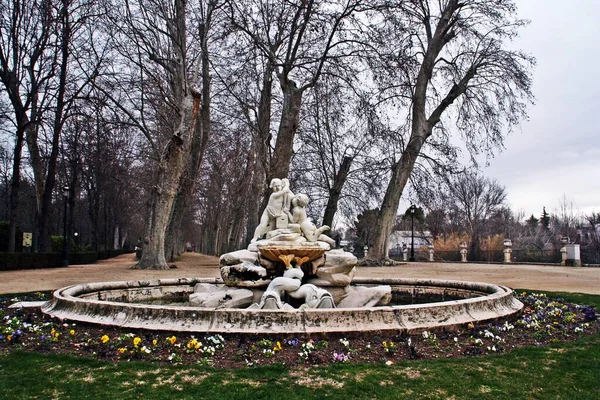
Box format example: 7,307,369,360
1,252,599,295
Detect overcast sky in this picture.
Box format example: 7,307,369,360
484,0,600,220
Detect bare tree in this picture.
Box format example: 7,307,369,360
292,76,387,229
164,0,224,261
367,0,534,260
445,171,507,259
0,0,56,251
0,0,101,252
229,0,372,211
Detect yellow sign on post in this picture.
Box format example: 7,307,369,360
23,232,32,247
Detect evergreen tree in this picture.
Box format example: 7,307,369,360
540,207,550,229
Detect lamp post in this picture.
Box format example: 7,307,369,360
61,186,69,267
409,204,416,262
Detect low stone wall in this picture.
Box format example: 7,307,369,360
42,277,523,336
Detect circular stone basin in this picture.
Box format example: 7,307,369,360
42,277,523,335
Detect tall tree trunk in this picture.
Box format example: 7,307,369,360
322,155,353,228
135,0,202,269
8,122,25,252
165,12,212,261
268,83,303,182
25,118,45,251
32,0,72,253
136,93,201,269
245,65,273,244
369,131,429,260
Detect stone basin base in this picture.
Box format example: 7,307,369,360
42,277,523,335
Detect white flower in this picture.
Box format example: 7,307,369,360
483,330,495,338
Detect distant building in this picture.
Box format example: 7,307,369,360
388,230,433,257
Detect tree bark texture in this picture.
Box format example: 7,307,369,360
137,95,200,269
268,84,303,182
369,133,428,259
165,12,213,262
245,65,273,244
8,123,25,252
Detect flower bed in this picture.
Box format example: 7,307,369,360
0,291,598,369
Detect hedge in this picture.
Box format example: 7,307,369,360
0,250,127,271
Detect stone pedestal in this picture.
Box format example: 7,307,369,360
503,239,512,263
560,247,567,265
503,248,512,263
402,249,408,261
428,245,434,262
565,244,581,266
459,243,468,263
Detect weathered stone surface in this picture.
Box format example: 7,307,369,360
43,277,524,334
8,301,47,309
189,284,253,308
323,249,357,270
309,249,357,286
248,239,330,252
220,250,259,266
336,285,392,308
220,262,270,288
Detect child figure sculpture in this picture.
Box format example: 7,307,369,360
251,178,294,243
291,194,335,246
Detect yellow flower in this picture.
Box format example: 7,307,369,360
50,328,56,336
274,341,282,352
168,336,177,345
152,339,158,346
101,335,110,344
7,335,12,341
133,337,142,347
69,330,75,336
118,347,127,354
187,338,201,350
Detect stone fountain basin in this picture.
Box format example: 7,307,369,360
42,277,523,335
258,245,326,263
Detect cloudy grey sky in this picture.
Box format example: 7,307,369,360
484,0,600,219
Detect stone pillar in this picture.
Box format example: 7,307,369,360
565,243,581,266
363,246,369,259
460,242,468,263
503,239,512,263
560,236,568,266
428,245,434,262
402,248,408,261
560,246,567,265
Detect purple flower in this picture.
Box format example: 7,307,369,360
584,307,597,321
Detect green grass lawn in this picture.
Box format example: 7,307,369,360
0,291,598,399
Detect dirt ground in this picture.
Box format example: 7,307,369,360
1,252,599,295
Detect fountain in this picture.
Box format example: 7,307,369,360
42,177,523,335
